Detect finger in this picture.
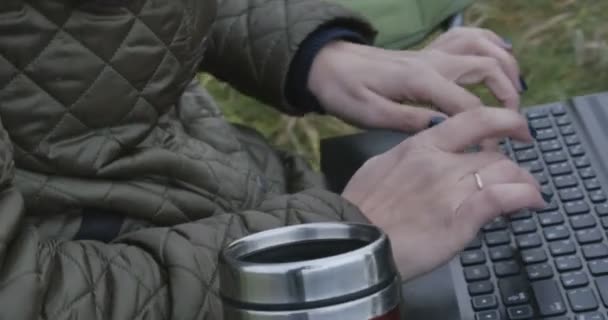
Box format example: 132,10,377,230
453,55,520,110
413,71,484,115
480,28,512,50
474,159,541,191
465,37,521,93
357,92,448,132
456,183,546,228
418,108,532,152
480,139,501,152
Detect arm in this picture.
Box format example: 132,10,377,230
200,0,376,114
0,124,367,319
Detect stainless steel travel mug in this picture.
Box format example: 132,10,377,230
219,223,402,320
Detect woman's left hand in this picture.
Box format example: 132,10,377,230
308,27,523,132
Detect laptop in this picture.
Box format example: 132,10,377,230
321,91,608,320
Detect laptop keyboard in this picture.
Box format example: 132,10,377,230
461,103,608,320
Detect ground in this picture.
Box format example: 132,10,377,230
202,0,608,168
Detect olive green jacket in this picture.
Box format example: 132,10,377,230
0,0,463,319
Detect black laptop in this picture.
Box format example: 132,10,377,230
321,91,608,320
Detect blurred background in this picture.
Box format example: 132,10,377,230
201,0,608,168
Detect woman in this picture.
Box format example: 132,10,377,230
0,0,543,318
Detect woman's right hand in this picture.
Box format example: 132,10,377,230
342,108,547,281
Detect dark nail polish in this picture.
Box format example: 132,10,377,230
519,76,528,92
542,191,553,204
428,116,447,128
502,37,513,49
528,123,538,139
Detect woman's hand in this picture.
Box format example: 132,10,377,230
309,27,522,132
342,108,546,281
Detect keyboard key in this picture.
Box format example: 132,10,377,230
556,115,571,126
527,109,549,119
576,228,603,244
554,175,579,189
602,217,608,229
589,259,608,276
483,217,509,231
575,157,591,169
567,288,598,312
485,231,511,246
549,163,572,176
530,118,552,129
472,295,498,311
521,160,543,173
539,211,565,227
561,272,589,289
517,233,542,249
595,276,608,307
494,260,521,277
565,135,580,146
499,275,531,306
538,200,560,213
540,140,562,153
537,129,557,141
511,141,535,151
560,125,575,136
510,209,533,220
466,234,483,250
555,256,582,272
549,240,576,257
531,280,567,316
551,105,567,116
544,151,568,164
527,263,553,280
583,243,608,260
476,310,500,320
571,215,597,230
461,250,486,266
511,219,537,235
564,201,590,215
576,312,605,320
590,190,607,204
596,203,608,216
537,175,551,187
580,168,596,179
544,225,570,241
506,305,534,320
490,245,514,262
465,265,491,281
521,248,547,264
585,179,602,191
469,281,494,296
542,185,555,198
559,188,584,202
516,149,539,162
569,145,585,157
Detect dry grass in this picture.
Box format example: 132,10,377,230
203,0,608,168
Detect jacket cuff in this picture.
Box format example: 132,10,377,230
286,27,368,114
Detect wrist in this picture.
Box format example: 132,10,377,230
286,27,367,114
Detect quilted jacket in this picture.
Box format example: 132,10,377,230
0,1,376,319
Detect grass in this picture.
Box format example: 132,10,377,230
202,0,608,168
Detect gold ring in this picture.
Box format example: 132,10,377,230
474,172,484,190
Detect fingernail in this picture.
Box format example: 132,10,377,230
519,76,528,92
528,124,538,139
502,37,513,49
542,191,553,204
428,116,447,128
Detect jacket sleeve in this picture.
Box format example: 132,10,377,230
0,120,369,320
200,0,376,114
